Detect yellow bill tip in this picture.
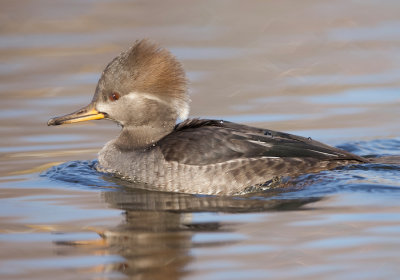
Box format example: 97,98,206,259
47,106,105,126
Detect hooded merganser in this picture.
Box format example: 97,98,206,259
48,39,367,195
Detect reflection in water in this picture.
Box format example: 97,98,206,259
108,186,320,278
55,181,319,279
91,209,193,279
104,190,319,279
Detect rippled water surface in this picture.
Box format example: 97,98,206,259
1,1,400,279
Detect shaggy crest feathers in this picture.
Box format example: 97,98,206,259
96,39,188,105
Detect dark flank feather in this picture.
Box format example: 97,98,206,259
159,119,367,165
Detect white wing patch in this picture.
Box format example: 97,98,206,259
307,149,340,157
247,140,273,148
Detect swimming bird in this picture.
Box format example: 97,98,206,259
48,39,367,195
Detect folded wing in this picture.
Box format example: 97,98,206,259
158,119,367,165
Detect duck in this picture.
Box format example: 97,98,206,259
48,39,368,195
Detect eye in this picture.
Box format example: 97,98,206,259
109,92,120,102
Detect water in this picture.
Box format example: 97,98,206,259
1,1,400,279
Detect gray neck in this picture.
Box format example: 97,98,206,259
114,125,174,150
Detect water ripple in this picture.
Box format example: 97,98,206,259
41,160,116,190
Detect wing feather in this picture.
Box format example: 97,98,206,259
157,119,367,165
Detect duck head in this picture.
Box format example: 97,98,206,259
48,39,189,146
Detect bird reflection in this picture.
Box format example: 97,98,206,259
57,177,321,279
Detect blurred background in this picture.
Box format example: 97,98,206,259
0,1,400,279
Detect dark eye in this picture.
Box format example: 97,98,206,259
109,92,120,101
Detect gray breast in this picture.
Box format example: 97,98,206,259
97,141,353,195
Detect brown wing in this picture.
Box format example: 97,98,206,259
157,119,367,165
